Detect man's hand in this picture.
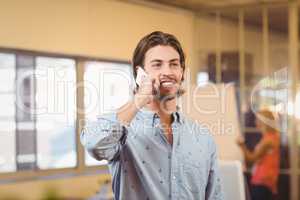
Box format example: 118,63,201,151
117,69,159,126
134,75,158,109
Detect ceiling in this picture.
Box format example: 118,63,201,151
121,0,291,34
142,0,288,11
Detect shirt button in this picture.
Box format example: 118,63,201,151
173,176,176,180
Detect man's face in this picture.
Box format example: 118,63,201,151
142,45,183,98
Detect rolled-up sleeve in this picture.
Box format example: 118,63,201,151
80,113,127,161
205,137,224,200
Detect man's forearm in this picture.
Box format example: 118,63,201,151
117,99,139,126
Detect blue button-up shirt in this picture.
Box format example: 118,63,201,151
81,108,224,200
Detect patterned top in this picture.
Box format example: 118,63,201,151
80,108,224,200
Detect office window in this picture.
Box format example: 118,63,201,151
84,61,132,166
0,52,77,172
36,56,77,169
15,54,37,170
197,72,209,87
0,53,16,172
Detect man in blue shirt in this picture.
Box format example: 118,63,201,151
81,31,224,200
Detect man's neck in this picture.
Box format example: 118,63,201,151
145,98,176,145
145,98,177,124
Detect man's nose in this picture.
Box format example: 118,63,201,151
161,64,172,75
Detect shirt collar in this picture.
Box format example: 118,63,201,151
139,107,184,126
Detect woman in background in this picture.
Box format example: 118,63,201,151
237,109,280,200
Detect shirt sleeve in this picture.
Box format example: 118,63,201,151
80,112,127,162
205,137,224,200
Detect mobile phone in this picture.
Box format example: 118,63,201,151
135,67,148,86
135,67,159,96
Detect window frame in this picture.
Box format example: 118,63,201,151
0,48,130,182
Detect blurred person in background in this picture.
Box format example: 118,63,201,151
237,109,280,200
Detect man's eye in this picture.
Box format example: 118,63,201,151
171,63,179,67
152,63,161,67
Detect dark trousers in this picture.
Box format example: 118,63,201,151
251,185,273,200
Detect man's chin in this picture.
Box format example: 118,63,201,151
159,87,178,94
157,90,177,101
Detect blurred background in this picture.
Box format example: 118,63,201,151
0,0,299,199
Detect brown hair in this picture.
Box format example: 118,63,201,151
132,31,186,81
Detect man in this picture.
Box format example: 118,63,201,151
81,31,223,200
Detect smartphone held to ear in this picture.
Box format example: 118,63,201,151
135,67,159,96
135,67,148,86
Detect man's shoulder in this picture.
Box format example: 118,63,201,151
180,114,214,138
